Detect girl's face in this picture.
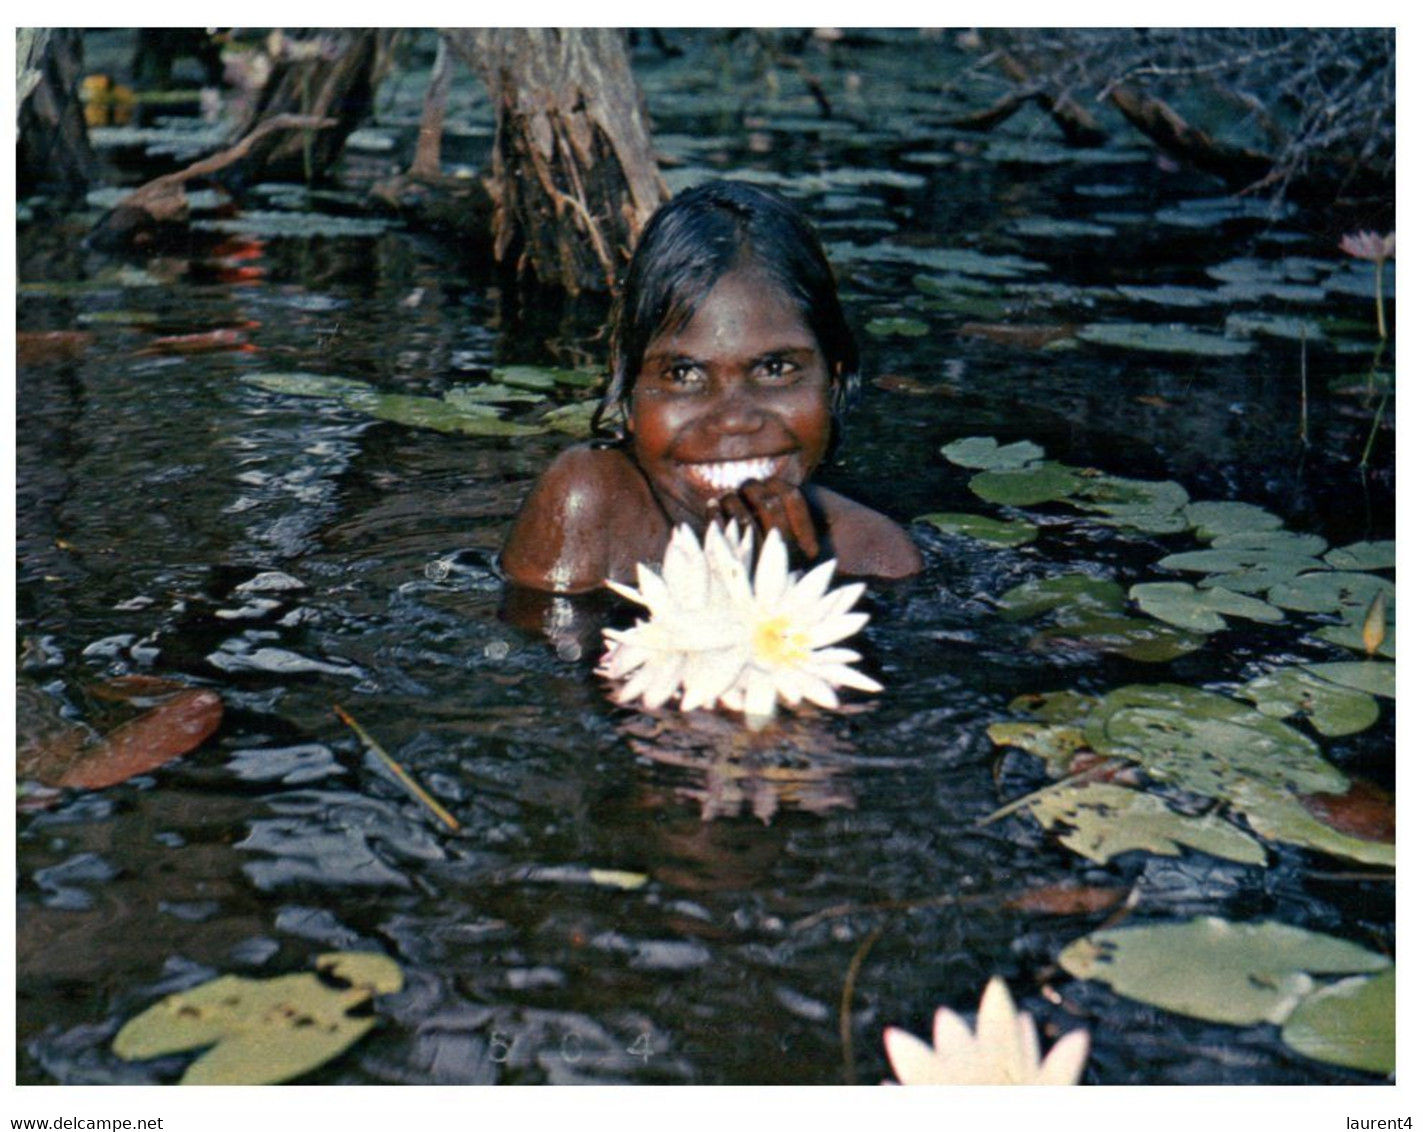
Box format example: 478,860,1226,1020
628,269,834,527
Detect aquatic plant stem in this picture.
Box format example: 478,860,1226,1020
1298,331,1309,444
333,704,461,831
840,924,886,1085
1373,257,1388,341
1359,386,1391,469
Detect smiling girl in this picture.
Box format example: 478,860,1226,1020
500,180,922,593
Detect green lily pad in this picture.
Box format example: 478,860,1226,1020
998,575,1125,622
1267,572,1394,617
865,316,930,337
1184,501,1284,541
1281,968,1394,1075
492,364,600,390
444,383,549,406
1094,507,1191,535
1115,284,1220,309
1131,583,1283,633
828,242,1048,279
1156,548,1320,594
1084,684,1347,799
916,512,1037,547
1225,313,1324,342
1007,689,1100,724
939,436,1045,471
1059,917,1391,1026
1313,621,1396,659
1009,217,1117,238
541,400,600,437
1029,781,1266,866
113,951,402,1084
969,461,1083,506
350,392,546,437
1046,613,1205,663
1239,669,1380,738
912,272,1002,299
1212,530,1329,557
987,721,1089,777
246,371,375,399
1234,780,1395,868
1324,541,1395,572
1303,662,1395,700
1077,323,1254,357
1074,475,1190,513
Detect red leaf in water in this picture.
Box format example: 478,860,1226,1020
958,322,1076,349
1001,882,1127,915
87,674,194,703
58,689,223,789
1299,779,1395,844
139,328,251,355
871,374,956,397
17,330,95,365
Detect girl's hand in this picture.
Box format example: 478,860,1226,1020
708,477,820,562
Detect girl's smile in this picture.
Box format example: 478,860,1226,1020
628,269,833,527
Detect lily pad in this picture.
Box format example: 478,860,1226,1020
444,383,548,406
987,721,1090,777
1008,689,1099,724
1212,529,1328,557
1239,669,1380,738
1077,323,1254,357
492,364,600,390
1184,501,1283,541
916,512,1037,547
1059,917,1391,1026
541,400,600,437
1234,780,1396,868
1009,217,1116,239
1324,541,1395,572
245,371,374,399
939,436,1044,471
1313,621,1396,660
350,392,546,437
1225,313,1324,342
865,316,930,337
912,273,1002,300
1045,613,1205,663
1267,572,1394,617
1280,968,1394,1075
998,575,1125,622
1115,284,1220,309
1156,548,1320,594
1074,475,1190,514
1084,684,1347,799
113,951,402,1084
1303,662,1395,699
1029,782,1265,866
969,461,1083,506
1131,583,1283,634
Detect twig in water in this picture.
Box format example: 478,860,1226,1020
1298,331,1309,445
840,924,886,1085
334,704,460,831
975,761,1125,828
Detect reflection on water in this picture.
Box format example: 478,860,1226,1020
16,32,1393,1085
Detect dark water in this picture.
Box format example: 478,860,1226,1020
16,31,1393,1085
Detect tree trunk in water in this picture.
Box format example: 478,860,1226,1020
446,29,667,295
224,29,394,185
17,28,100,198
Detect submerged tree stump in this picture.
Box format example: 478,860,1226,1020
18,28,101,197
447,29,667,295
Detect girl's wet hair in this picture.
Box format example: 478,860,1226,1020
593,180,860,440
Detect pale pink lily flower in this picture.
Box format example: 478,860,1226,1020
1339,230,1395,262
883,977,1090,1085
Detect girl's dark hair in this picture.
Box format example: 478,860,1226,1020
593,180,860,440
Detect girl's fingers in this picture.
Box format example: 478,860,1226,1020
741,480,820,561
715,491,756,532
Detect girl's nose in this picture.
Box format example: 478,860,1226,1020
708,387,766,434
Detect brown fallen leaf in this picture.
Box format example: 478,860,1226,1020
87,674,195,703
17,330,95,366
138,328,255,355
1299,779,1395,844
958,322,1075,349
871,374,957,397
1134,395,1172,409
58,689,223,789
1001,882,1127,915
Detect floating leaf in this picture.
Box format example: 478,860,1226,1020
492,364,600,390
987,721,1090,777
865,316,930,337
1212,529,1328,557
1028,781,1265,866
1281,969,1394,1075
1059,918,1391,1025
1044,613,1205,663
246,371,373,399
969,462,1083,506
350,392,546,437
1184,501,1283,541
1000,882,1127,915
916,512,1037,547
1238,669,1380,738
1077,323,1253,357
1303,661,1394,699
1073,475,1189,514
1130,583,1283,633
1156,547,1320,594
1313,620,1396,660
1235,780,1395,867
541,400,599,437
443,383,548,406
1083,684,1347,799
998,575,1125,622
57,689,223,789
957,322,1076,349
1268,572,1394,617
112,951,403,1084
938,436,1044,471
1115,284,1220,309
1008,689,1099,723
1324,541,1395,572
1009,217,1116,238
1225,313,1324,342
1299,780,1395,845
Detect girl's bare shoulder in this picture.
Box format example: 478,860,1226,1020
810,486,924,580
500,445,662,592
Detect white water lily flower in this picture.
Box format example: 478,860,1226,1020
883,977,1090,1085
599,522,881,725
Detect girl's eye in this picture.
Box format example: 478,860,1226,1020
665,363,702,386
757,357,797,382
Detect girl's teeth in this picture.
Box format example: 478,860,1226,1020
694,458,775,492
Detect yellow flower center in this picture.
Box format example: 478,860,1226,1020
751,615,811,667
